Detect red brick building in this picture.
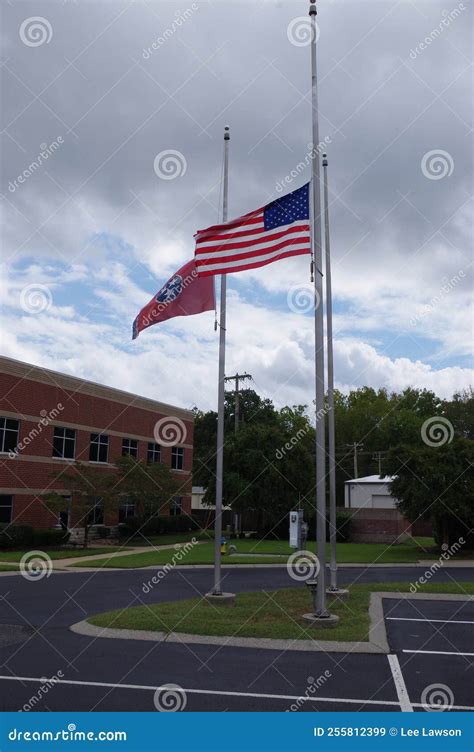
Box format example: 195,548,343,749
0,356,194,531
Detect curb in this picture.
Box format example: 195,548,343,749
70,591,473,654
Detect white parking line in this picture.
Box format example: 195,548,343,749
0,674,399,707
387,617,474,625
387,654,413,712
403,649,474,656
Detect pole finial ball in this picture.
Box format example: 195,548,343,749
309,3,317,16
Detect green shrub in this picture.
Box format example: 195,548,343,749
0,524,35,549
119,514,199,540
0,525,70,550
32,529,70,547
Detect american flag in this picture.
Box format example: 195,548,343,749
194,182,311,276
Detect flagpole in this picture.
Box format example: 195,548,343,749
208,125,234,602
322,152,337,593
309,2,333,621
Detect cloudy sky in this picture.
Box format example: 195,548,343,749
1,0,472,412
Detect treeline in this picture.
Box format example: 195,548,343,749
193,386,473,544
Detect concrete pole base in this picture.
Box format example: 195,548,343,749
205,592,236,607
301,613,340,628
326,588,350,600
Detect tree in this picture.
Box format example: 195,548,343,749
385,438,474,548
43,462,116,547
111,455,181,519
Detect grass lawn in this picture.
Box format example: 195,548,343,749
88,581,474,642
123,532,214,547
0,547,122,562
71,537,438,569
0,564,19,571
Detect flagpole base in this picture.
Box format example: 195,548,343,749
205,592,235,607
326,588,349,600
301,613,340,628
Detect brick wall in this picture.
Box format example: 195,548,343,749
349,508,414,543
0,359,193,529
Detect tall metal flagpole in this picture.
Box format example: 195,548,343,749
309,2,329,618
323,152,338,593
210,126,231,599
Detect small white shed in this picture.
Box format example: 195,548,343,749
344,475,398,509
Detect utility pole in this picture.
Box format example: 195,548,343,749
346,442,363,479
372,451,385,477
224,372,252,432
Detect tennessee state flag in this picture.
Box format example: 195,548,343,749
132,259,215,339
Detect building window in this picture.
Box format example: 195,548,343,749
0,495,12,524
89,433,109,463
53,427,76,459
0,417,19,454
88,497,104,526
119,502,135,523
170,496,182,516
171,446,184,470
147,442,161,464
122,438,138,458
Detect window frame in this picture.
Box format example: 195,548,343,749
89,433,109,463
170,496,182,516
147,442,161,464
0,495,13,524
52,426,76,460
0,417,20,454
122,438,138,459
171,446,184,470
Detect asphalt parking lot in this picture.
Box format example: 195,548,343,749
0,567,472,712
